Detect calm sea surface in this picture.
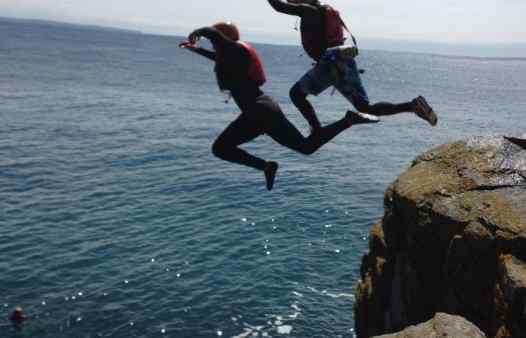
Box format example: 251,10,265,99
1,19,525,338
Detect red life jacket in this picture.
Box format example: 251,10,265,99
215,41,267,89
301,5,350,60
324,5,346,47
238,41,266,87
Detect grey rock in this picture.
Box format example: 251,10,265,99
372,313,487,338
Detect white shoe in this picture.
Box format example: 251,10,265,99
346,111,380,126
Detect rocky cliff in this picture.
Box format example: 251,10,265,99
354,136,526,338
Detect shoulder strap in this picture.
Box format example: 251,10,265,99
337,11,358,48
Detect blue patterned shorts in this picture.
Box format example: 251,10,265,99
296,49,369,109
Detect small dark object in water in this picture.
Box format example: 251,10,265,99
9,307,27,324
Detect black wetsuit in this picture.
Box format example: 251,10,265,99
191,28,350,171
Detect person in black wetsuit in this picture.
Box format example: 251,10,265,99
266,0,438,133
180,22,378,191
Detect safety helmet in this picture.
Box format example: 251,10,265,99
212,22,240,41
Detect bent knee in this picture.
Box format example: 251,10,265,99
302,148,316,155
298,144,317,156
289,83,307,102
354,101,371,113
212,140,228,159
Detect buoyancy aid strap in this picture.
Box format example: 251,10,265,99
337,13,358,49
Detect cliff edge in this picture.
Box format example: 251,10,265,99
354,135,526,338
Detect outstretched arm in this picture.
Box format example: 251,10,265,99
193,48,216,61
179,42,216,61
188,27,235,50
181,26,237,61
267,0,317,17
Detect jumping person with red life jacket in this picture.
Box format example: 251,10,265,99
180,22,378,190
267,0,438,133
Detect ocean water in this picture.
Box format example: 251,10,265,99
1,18,525,338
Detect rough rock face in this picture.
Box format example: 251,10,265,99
354,136,526,338
371,313,487,338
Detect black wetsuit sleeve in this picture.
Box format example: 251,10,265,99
267,0,318,17
194,27,237,50
190,47,216,61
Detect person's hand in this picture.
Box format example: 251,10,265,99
178,41,197,50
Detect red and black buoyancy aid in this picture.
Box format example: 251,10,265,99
215,41,266,90
238,41,266,87
301,5,353,60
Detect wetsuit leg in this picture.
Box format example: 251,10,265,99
212,113,266,171
290,63,335,129
336,58,415,116
357,101,415,116
257,96,349,155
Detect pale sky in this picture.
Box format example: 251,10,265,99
1,0,526,46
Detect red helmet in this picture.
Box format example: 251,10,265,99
212,22,240,41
